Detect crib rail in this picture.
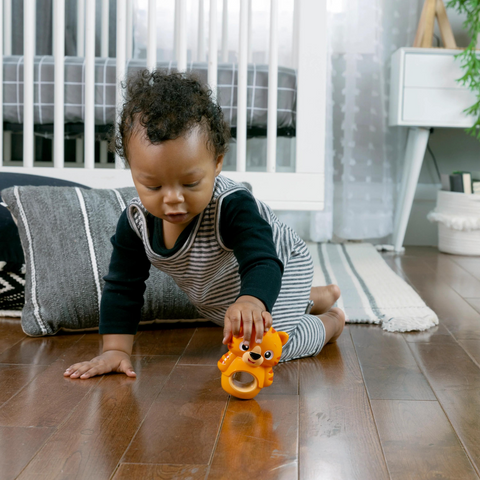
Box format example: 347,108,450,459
1,0,326,211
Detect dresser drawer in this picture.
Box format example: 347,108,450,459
403,87,475,126
404,53,465,89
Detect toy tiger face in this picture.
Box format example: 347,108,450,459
227,327,288,368
218,327,289,400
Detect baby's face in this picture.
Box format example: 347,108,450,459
128,128,223,229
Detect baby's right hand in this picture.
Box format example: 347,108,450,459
63,350,136,379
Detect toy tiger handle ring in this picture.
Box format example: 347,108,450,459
217,327,289,400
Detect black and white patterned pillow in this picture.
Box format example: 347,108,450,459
0,261,25,316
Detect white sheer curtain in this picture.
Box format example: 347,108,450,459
318,0,421,242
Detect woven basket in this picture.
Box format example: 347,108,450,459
427,191,480,256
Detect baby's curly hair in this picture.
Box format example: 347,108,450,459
113,69,230,164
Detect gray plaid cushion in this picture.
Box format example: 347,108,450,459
1,185,198,336
3,56,296,129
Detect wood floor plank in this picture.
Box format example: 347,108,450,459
0,426,54,480
419,253,480,299
466,298,480,315
122,365,229,465
132,325,197,356
385,254,480,340
448,255,480,282
0,320,26,356
113,464,208,480
0,334,104,427
178,326,228,366
0,332,82,365
298,327,389,480
454,339,480,367
257,358,299,396
350,325,436,400
207,396,298,480
409,341,480,475
371,399,479,480
16,355,179,480
402,323,453,343
0,364,46,406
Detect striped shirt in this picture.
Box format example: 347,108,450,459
102,175,326,361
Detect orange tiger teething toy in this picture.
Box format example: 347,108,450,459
217,327,289,400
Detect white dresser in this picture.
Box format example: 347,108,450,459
389,47,475,252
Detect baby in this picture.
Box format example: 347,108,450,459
64,70,345,380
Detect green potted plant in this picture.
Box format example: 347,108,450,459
447,0,480,138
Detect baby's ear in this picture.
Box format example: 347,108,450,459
278,331,289,346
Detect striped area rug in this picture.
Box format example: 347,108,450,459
308,243,439,332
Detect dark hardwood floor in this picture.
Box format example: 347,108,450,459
1,246,479,479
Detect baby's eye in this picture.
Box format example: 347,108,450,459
264,350,273,360
184,182,199,188
146,186,161,191
240,342,250,352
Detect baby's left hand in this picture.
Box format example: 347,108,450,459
223,295,273,347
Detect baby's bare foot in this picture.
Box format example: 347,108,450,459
309,284,341,315
320,307,346,344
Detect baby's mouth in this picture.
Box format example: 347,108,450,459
164,212,189,223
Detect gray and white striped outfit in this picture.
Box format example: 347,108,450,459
127,175,326,362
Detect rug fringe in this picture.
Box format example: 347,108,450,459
381,312,439,332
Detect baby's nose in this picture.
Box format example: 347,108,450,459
164,189,184,203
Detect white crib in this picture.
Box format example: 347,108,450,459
0,0,326,211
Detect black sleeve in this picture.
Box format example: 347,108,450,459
219,190,284,313
99,209,152,335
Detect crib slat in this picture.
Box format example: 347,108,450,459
0,0,3,166
247,0,252,64
221,0,228,63
295,0,326,174
23,0,35,168
236,0,248,173
101,0,109,58
84,0,95,169
77,0,85,57
147,0,157,71
53,0,65,168
3,0,11,164
266,0,278,173
115,0,127,169
174,0,180,61
126,0,133,60
4,0,11,55
292,0,299,70
177,0,187,73
197,0,205,62
208,0,217,97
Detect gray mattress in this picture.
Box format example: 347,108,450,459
3,56,297,131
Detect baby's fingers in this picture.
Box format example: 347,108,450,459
117,358,136,377
262,311,273,331
78,362,112,379
64,360,105,379
63,362,86,377
253,310,265,344
223,309,242,344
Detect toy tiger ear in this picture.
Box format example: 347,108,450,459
278,331,289,346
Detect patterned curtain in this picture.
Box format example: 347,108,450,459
318,0,422,241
